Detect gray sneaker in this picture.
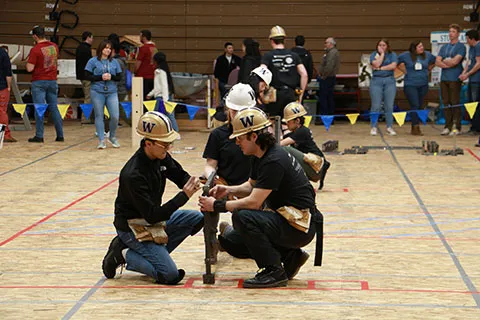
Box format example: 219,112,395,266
97,140,106,149
108,137,121,148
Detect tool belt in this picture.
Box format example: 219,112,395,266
276,206,311,234
304,153,324,173
127,218,168,244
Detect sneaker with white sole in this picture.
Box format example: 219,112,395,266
370,127,377,136
97,140,106,149
386,127,397,136
441,128,450,135
449,129,461,136
108,137,121,148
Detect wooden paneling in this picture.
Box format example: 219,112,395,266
0,0,473,75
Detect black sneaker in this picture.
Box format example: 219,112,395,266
28,136,44,143
55,137,64,142
156,269,185,285
102,236,127,279
242,265,288,288
318,160,330,191
283,249,310,280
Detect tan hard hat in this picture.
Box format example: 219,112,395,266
136,111,179,142
269,25,286,39
229,107,272,139
283,102,307,122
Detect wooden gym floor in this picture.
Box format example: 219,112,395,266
0,121,479,319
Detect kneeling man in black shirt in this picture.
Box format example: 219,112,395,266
199,107,323,288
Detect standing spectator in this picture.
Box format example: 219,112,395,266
135,30,157,100
238,38,261,84
75,31,93,107
317,37,340,119
26,25,64,143
459,29,480,134
291,35,314,83
109,34,130,126
214,42,242,98
436,24,466,135
146,52,179,134
85,40,122,149
397,41,436,136
261,25,308,117
369,39,398,136
0,46,16,142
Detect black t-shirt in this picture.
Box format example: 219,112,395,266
284,125,322,156
250,144,315,211
202,124,251,185
262,49,302,89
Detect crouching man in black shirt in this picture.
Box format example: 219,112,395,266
199,107,323,288
102,111,204,284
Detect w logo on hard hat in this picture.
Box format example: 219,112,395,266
291,107,301,114
239,115,254,128
142,121,156,133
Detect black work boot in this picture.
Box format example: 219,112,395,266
156,269,185,285
283,249,310,280
28,136,44,143
318,160,330,191
242,265,288,288
102,236,127,279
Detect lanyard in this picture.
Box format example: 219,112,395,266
446,43,457,58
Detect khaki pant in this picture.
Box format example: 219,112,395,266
440,81,462,130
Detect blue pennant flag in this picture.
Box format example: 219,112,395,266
34,103,48,119
156,99,165,114
320,115,334,131
416,109,429,125
370,112,381,126
120,102,132,119
80,104,93,119
186,105,199,121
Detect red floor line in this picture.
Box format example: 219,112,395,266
0,284,477,295
325,235,480,242
0,178,119,247
466,148,480,162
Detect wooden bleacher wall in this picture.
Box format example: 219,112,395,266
0,0,474,109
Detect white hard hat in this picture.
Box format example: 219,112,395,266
251,66,272,86
225,83,257,111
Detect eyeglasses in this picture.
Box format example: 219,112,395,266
154,141,174,150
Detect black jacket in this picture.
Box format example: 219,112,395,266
113,147,191,232
75,42,92,80
291,46,313,82
214,54,241,83
238,55,261,84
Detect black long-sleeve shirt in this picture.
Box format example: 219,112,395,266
113,147,191,232
0,48,12,91
75,42,92,80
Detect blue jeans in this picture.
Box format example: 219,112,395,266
90,89,119,141
404,85,428,126
317,76,336,115
31,80,63,138
468,82,480,132
155,97,179,132
117,209,203,283
369,76,396,128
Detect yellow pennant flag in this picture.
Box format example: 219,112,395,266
304,115,312,127
346,113,359,125
464,102,478,119
104,106,110,118
393,112,407,127
143,100,156,112
12,104,27,118
164,101,177,114
57,104,70,119
207,108,216,117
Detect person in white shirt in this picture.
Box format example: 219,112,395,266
146,52,179,134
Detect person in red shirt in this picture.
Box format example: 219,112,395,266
135,30,157,99
26,26,64,143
